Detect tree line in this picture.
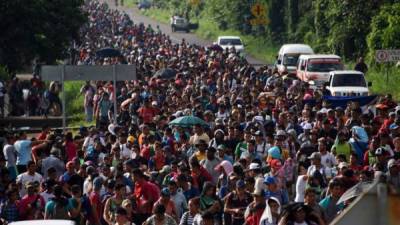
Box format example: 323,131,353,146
154,0,400,62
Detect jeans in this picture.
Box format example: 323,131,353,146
85,106,93,122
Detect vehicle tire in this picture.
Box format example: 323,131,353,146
186,29,190,33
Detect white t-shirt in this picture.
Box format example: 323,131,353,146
16,172,43,197
295,175,307,202
320,152,337,168
120,144,131,159
40,191,55,203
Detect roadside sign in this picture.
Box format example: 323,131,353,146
189,0,200,6
375,49,400,63
40,64,136,81
250,3,269,25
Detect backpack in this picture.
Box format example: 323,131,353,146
52,201,70,220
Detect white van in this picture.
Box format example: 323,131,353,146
276,44,314,75
297,54,343,86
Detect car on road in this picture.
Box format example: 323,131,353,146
137,0,152,9
170,16,190,33
276,44,314,75
326,70,371,96
297,54,343,86
216,36,245,53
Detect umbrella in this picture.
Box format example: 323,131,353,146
208,44,223,52
169,116,208,128
337,181,372,205
96,48,122,58
153,68,176,80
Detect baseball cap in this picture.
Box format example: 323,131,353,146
264,176,276,185
308,152,322,160
93,177,104,189
236,180,245,188
388,159,399,168
302,123,312,130
276,130,286,137
161,187,171,197
214,129,225,136
127,135,136,143
248,163,261,170
269,159,282,170
252,189,265,197
338,162,348,169
389,123,399,130
217,144,226,150
160,165,172,174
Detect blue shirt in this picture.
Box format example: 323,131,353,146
14,140,32,166
265,189,289,205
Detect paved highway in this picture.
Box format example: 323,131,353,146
103,0,267,66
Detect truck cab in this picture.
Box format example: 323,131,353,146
326,71,371,96
170,16,189,32
297,54,343,86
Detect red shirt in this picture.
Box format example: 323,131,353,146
140,145,151,160
37,132,47,141
65,141,77,161
137,107,157,124
18,194,45,220
134,180,160,214
245,206,264,225
191,167,212,189
89,192,102,222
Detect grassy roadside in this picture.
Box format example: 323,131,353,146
64,81,95,127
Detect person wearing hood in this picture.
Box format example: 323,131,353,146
209,129,226,149
259,197,281,225
199,182,222,224
215,160,233,198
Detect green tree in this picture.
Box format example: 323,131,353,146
367,3,400,62
268,0,286,42
0,0,86,72
324,0,375,60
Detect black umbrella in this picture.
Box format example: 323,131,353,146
96,48,122,58
153,68,177,79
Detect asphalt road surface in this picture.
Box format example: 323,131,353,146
103,0,267,66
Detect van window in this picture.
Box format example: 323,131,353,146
332,74,366,87
307,59,343,72
219,38,242,46
283,54,300,67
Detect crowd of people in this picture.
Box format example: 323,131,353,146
1,1,400,225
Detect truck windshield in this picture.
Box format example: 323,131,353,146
332,74,366,87
308,59,343,72
283,54,300,67
219,39,242,46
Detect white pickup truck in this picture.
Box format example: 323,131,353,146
326,71,371,96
